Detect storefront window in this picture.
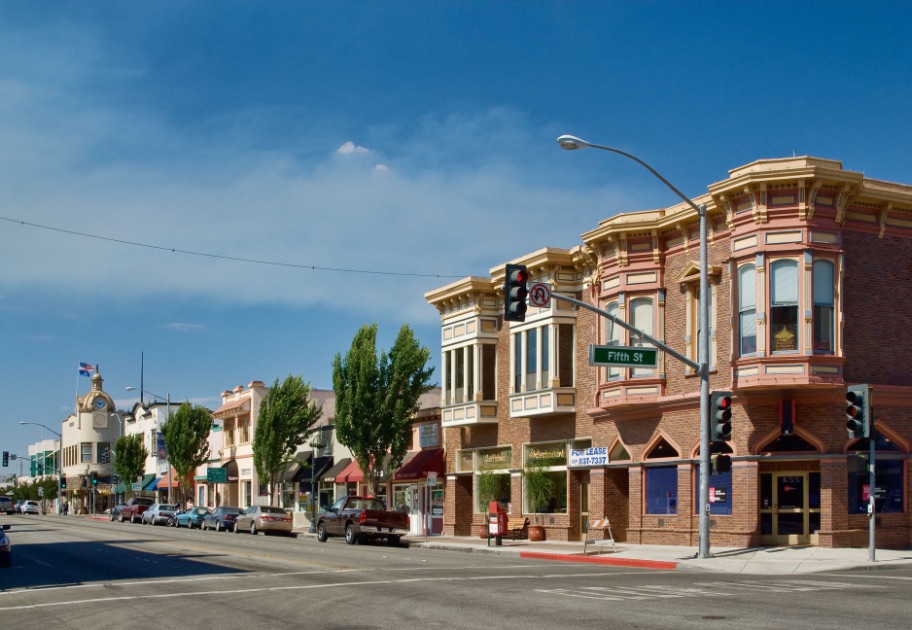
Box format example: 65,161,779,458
645,467,678,515
475,447,512,513
847,439,904,513
696,467,732,516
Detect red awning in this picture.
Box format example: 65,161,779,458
392,449,445,481
156,467,184,489
336,460,364,483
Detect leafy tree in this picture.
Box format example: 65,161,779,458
253,375,324,504
162,402,213,506
333,323,435,497
113,433,149,495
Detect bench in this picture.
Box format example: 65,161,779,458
583,518,615,554
505,516,529,540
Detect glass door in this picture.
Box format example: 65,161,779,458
760,471,818,545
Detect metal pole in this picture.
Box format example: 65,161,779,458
167,393,172,505
697,204,711,558
869,425,876,562
556,136,714,557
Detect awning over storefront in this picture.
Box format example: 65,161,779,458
321,458,351,483
309,456,333,483
113,480,128,493
143,476,161,491
336,460,364,483
156,467,183,489
392,448,445,481
138,473,156,491
281,451,311,483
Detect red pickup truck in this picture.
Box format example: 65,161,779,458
315,496,410,546
111,497,155,523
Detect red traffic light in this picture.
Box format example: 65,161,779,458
717,396,732,410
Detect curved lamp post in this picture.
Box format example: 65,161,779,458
126,386,173,504
557,135,713,559
308,432,328,534
18,421,62,515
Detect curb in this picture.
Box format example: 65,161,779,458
518,551,678,570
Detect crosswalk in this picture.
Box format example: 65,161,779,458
537,579,867,602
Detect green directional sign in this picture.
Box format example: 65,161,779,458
207,467,228,483
589,345,658,368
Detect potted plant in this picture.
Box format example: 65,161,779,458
523,460,554,541
476,467,500,538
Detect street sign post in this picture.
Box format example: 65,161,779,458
589,344,658,368
207,467,228,483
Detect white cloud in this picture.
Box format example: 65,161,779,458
337,141,369,155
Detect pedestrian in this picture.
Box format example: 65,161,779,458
63,501,69,516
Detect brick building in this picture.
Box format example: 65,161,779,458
426,156,912,549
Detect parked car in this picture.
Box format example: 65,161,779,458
113,496,155,523
315,496,410,546
0,524,11,567
14,500,25,514
202,506,243,532
0,497,14,515
173,507,210,528
21,501,40,515
141,504,178,526
234,505,293,536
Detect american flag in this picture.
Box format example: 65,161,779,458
78,362,95,377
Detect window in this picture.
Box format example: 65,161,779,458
848,438,904,514
80,442,92,464
513,324,574,394
240,418,250,443
224,420,235,446
738,264,757,355
629,297,655,377
645,467,678,515
523,442,568,515
770,259,799,353
813,259,835,353
605,301,621,380
696,467,732,516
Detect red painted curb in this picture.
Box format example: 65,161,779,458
519,551,678,570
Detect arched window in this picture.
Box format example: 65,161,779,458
770,259,799,353
813,260,835,353
738,264,757,356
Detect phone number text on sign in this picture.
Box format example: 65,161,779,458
570,447,608,467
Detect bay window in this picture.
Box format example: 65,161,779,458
770,259,799,353
813,259,835,353
629,297,655,378
738,264,757,356
512,323,574,393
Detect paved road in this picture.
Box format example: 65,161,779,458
1,515,910,630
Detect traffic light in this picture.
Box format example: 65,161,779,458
503,264,529,322
60,478,67,490
710,391,733,443
713,454,732,474
845,384,871,439
91,472,98,487
2,451,7,467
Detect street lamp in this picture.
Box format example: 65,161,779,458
307,431,327,534
557,135,713,559
18,421,62,515
126,386,172,503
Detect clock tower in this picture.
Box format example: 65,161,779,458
78,372,114,428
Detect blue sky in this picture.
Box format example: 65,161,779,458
2,1,910,473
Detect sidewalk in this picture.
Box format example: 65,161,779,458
402,535,912,575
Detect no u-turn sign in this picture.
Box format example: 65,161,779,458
529,282,551,307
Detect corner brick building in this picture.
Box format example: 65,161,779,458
426,157,912,549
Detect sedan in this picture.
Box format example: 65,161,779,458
234,505,293,536
14,500,25,514
202,506,243,532
173,507,210,528
141,503,178,526
0,524,11,567
21,501,40,515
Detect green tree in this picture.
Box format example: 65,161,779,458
253,375,323,504
162,402,213,506
114,433,149,495
333,323,435,497
523,460,555,525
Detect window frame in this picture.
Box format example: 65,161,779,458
769,258,800,354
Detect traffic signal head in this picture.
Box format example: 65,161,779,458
845,384,870,439
91,472,98,486
713,454,732,474
61,478,67,490
710,391,733,443
2,451,7,467
503,264,529,322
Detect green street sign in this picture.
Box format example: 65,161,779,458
207,467,228,483
589,345,658,368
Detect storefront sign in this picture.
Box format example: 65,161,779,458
207,467,228,483
527,445,566,467
710,487,727,503
419,423,440,448
569,447,608,467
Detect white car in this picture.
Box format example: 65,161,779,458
21,501,39,515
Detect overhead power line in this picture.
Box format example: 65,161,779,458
0,216,463,279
